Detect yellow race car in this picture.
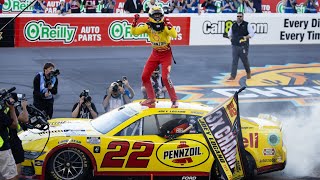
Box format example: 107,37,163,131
20,100,286,180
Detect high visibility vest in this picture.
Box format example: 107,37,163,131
0,137,3,148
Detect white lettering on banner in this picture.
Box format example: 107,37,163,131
78,26,101,41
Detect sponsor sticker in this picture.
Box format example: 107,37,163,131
263,148,276,156
87,137,101,144
156,139,209,168
94,146,100,153
58,139,81,145
268,133,280,146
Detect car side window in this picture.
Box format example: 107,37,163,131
143,114,203,135
116,119,142,136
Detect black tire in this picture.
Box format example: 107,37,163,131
46,147,92,180
210,152,255,180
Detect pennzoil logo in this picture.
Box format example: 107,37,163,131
176,63,320,106
156,139,210,168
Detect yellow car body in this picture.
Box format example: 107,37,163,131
20,100,286,180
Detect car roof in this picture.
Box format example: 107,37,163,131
130,99,213,112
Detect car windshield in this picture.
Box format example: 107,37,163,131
91,104,140,134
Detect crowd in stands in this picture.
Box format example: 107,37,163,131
1,0,317,14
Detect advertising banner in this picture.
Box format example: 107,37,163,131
15,16,190,47
0,18,15,47
198,91,247,180
2,0,318,14
189,14,320,45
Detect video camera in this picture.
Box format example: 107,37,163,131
0,87,16,112
45,69,60,88
80,90,91,103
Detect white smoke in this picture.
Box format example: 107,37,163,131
280,105,320,178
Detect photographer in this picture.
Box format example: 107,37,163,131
72,90,98,119
33,62,59,119
103,81,131,112
304,0,318,13
101,0,116,13
0,90,19,180
9,94,29,178
141,66,167,99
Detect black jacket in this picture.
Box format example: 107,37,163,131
231,21,249,47
33,73,58,103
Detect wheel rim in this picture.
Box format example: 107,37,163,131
52,149,84,180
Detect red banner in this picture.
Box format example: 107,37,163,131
15,17,190,47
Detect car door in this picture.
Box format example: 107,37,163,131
113,113,213,177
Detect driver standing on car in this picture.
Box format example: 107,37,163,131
131,6,179,108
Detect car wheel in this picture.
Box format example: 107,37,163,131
46,148,92,180
210,152,255,180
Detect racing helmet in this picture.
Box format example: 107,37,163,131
148,6,164,23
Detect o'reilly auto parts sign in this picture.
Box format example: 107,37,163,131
24,20,77,44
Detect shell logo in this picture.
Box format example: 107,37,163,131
156,139,210,168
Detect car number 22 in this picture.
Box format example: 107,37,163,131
100,141,155,168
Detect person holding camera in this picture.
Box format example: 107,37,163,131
103,81,131,112
141,66,167,99
131,6,179,108
31,0,47,13
304,0,318,13
72,90,98,119
83,0,98,13
33,62,59,119
227,12,255,81
8,95,29,179
0,91,19,180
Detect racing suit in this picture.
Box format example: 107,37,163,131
130,19,178,103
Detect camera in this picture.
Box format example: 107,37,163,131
45,69,60,88
80,90,91,103
111,82,119,92
0,87,16,112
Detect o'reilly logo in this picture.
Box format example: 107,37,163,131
108,20,149,42
24,20,77,44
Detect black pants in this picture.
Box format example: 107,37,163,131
10,140,24,164
33,99,54,119
231,45,251,78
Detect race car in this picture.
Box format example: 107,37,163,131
19,100,286,180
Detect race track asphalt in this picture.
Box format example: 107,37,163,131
1,44,320,179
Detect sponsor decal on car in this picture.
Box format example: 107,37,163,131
87,137,101,144
156,139,210,168
58,139,81,145
268,133,280,146
176,63,320,106
34,160,44,166
263,148,276,156
243,133,258,148
94,146,100,153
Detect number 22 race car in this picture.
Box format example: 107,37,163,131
19,100,286,180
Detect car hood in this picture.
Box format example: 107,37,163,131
19,118,102,142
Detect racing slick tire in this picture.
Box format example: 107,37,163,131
46,147,92,180
210,152,255,180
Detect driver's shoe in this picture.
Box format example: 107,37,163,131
171,101,179,108
140,99,156,108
